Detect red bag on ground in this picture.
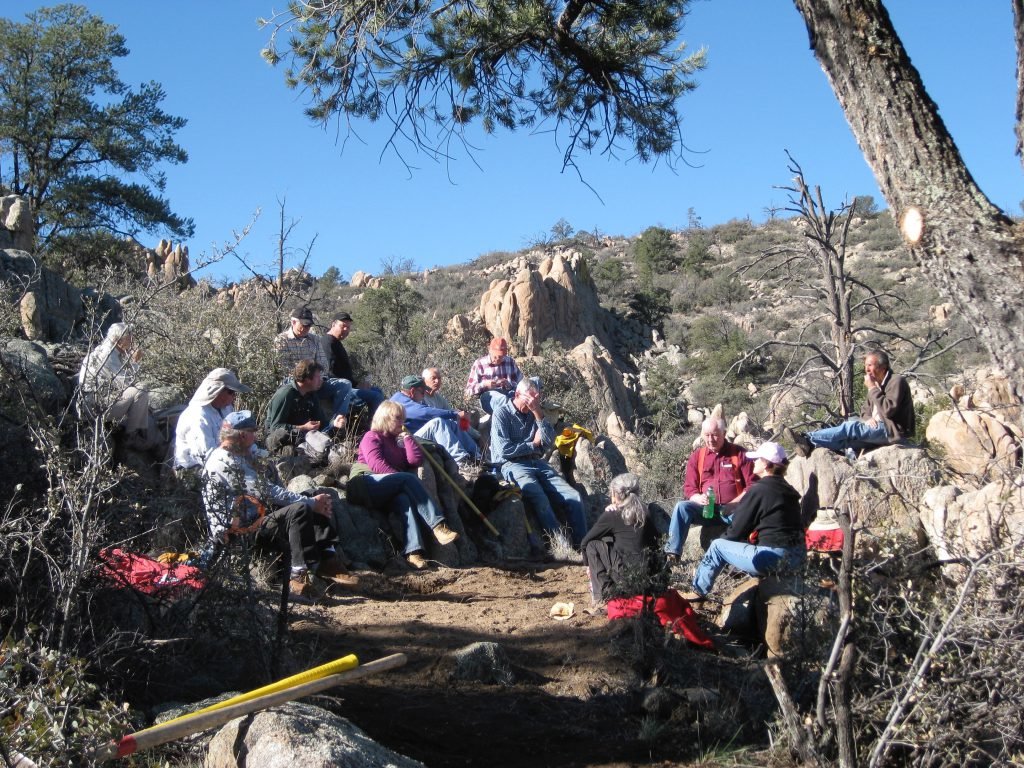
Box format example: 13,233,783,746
97,547,206,597
606,589,715,650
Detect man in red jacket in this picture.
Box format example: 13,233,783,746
664,417,756,559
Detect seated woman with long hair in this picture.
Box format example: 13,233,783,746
581,472,658,609
682,442,806,602
348,400,459,569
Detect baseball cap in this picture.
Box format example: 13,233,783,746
224,410,258,430
745,441,788,464
290,306,314,326
401,374,426,390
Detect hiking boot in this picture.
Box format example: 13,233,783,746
316,556,349,577
783,426,814,458
406,552,429,570
315,557,360,588
432,521,460,546
288,575,316,605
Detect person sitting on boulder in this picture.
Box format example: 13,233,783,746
320,312,385,418
77,322,158,449
681,442,806,603
390,374,480,466
664,417,756,560
490,378,587,548
348,401,460,570
202,410,354,603
581,472,658,611
464,336,522,415
785,349,914,458
173,367,253,477
266,359,346,452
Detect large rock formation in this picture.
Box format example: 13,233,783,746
142,238,195,291
921,479,1024,563
477,250,614,356
567,335,638,455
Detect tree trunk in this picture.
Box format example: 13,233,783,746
792,0,1024,400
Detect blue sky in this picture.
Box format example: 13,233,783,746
4,2,1021,283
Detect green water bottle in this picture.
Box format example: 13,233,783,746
703,487,716,519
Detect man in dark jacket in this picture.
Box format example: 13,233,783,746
266,360,346,447
786,350,914,457
320,312,384,415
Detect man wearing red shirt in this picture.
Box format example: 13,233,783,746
664,417,756,558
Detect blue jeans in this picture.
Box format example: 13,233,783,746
692,539,806,596
808,417,888,453
323,377,355,418
415,418,480,464
665,501,733,556
500,459,586,547
354,472,445,554
352,386,385,416
479,389,513,415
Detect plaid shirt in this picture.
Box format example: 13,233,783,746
464,354,523,398
274,329,327,377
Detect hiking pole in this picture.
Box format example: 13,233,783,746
92,653,407,762
407,433,500,537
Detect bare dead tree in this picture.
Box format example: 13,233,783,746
230,198,322,329
735,154,971,429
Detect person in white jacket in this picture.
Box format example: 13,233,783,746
77,322,155,447
173,367,252,474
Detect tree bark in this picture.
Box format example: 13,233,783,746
792,0,1024,400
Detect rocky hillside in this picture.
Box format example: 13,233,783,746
3,192,1024,766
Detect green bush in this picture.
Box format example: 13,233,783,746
633,226,679,283
710,217,755,244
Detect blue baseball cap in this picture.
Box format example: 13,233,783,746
224,410,258,430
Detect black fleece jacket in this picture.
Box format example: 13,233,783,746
723,474,804,549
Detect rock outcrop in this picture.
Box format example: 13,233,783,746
921,479,1024,563
206,700,424,767
478,251,614,356
787,445,940,549
0,195,33,252
2,248,122,341
926,370,1021,480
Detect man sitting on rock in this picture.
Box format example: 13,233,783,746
202,410,354,603
491,378,586,547
320,312,385,417
464,337,522,415
785,349,914,458
77,321,159,450
664,417,756,560
274,305,353,425
390,374,480,466
173,367,253,477
266,359,347,451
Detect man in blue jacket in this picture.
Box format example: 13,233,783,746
490,379,586,548
390,374,480,465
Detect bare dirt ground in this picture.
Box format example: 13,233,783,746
283,560,778,768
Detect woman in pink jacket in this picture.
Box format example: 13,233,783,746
349,401,459,569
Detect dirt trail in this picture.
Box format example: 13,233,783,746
286,561,762,767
